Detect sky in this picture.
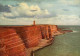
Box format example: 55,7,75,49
0,0,80,25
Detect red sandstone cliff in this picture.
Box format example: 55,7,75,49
50,25,58,35
0,24,58,56
15,26,42,48
0,28,26,56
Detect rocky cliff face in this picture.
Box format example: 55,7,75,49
39,25,58,39
0,39,8,56
15,26,42,48
0,25,58,56
39,25,51,39
0,28,26,56
50,25,58,35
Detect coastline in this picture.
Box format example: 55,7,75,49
25,38,53,56
26,32,61,56
29,29,73,56
0,25,73,56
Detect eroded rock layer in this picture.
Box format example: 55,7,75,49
50,25,58,35
0,25,58,56
15,26,42,48
39,25,50,39
0,28,26,56
0,39,8,56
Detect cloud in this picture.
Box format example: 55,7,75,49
0,16,52,25
58,0,80,5
1,0,56,2
62,9,69,11
0,4,10,12
2,2,50,19
52,15,80,25
0,14,80,25
0,2,80,25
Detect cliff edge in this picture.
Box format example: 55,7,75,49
0,24,61,56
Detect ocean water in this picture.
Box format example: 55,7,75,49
34,26,80,56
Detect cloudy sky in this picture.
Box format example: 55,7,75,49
0,0,80,25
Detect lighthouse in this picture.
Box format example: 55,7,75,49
33,20,35,25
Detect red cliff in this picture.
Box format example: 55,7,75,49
50,25,58,35
15,26,42,48
0,24,58,56
0,28,26,56
0,39,8,56
38,25,51,39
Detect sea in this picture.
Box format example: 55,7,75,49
34,25,80,56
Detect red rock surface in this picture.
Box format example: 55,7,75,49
50,25,58,35
0,24,58,56
39,25,50,39
38,25,55,39
0,39,8,56
15,26,42,48
0,28,26,56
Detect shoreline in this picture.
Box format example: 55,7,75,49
25,38,54,56
0,25,73,56
28,29,73,56
26,31,63,56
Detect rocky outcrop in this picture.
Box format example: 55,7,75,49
0,39,8,56
50,25,58,35
38,25,58,39
0,24,58,56
15,26,42,48
38,25,52,39
0,28,26,56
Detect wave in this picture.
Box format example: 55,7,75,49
71,30,78,33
